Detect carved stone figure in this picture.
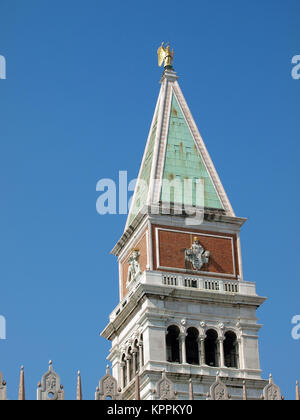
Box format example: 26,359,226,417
127,249,141,283
37,361,64,400
185,237,210,271
95,366,122,400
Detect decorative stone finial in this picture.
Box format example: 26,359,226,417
156,371,177,400
207,374,230,400
95,367,122,400
262,374,281,400
37,361,64,400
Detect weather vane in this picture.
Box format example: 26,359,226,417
157,42,174,68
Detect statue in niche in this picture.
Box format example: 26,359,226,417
127,249,141,283
185,237,210,271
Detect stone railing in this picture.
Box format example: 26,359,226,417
110,271,258,321
161,272,240,294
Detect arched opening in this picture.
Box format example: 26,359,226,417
224,331,238,368
186,327,199,365
205,329,219,367
166,325,180,363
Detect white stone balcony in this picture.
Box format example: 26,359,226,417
110,270,259,322
139,270,257,295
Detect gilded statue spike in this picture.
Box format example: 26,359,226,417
157,42,174,68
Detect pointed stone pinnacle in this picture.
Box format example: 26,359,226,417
189,379,194,401
76,370,83,401
243,380,247,401
135,374,140,401
18,365,25,400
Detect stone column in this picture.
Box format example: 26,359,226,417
238,337,244,369
234,339,239,369
199,336,206,365
218,338,225,368
126,355,132,383
139,342,144,368
179,333,187,364
120,362,126,389
132,349,138,375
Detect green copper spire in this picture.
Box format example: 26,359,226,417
125,64,234,230
161,94,224,210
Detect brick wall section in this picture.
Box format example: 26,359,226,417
152,224,239,279
120,229,148,299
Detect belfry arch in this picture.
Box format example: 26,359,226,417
205,329,219,367
224,331,239,368
186,327,199,365
166,326,180,363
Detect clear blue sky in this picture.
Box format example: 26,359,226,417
0,0,299,400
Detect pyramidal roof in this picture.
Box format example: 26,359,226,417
126,67,235,229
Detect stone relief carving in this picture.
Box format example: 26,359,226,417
37,361,64,400
185,237,210,271
127,249,141,283
207,374,230,400
262,375,281,400
156,371,177,400
95,366,122,400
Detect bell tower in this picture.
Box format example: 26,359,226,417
101,46,267,400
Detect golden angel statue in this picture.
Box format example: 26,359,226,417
157,42,174,68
